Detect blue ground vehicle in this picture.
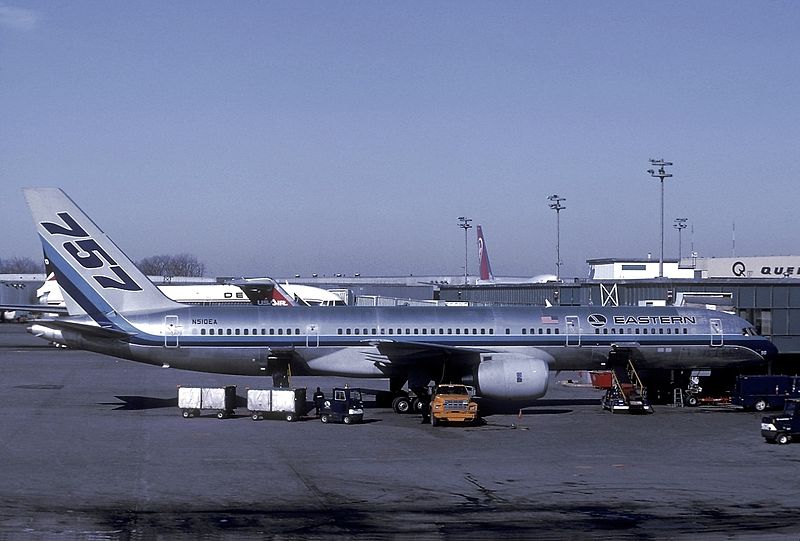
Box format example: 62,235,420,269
761,399,800,444
732,375,800,411
320,387,364,424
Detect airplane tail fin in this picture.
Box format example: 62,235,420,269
24,188,180,322
476,225,494,282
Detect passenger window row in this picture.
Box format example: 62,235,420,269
593,328,688,335
196,328,301,336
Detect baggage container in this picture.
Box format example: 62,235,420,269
248,388,307,421
178,385,236,418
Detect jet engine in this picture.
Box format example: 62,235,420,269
471,353,549,401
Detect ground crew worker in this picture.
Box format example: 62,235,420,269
313,387,325,417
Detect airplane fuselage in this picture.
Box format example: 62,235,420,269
34,304,775,377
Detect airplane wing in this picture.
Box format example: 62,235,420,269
366,339,489,366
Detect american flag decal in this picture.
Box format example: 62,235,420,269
540,315,559,325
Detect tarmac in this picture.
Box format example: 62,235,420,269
0,323,798,540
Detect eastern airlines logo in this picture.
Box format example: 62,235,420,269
587,314,607,328
41,212,142,292
588,313,697,327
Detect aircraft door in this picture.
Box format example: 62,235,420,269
306,323,319,348
710,318,723,347
565,315,580,346
164,315,181,348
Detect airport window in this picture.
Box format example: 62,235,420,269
622,264,647,271
227,329,232,335
448,328,452,334
208,329,213,335
254,328,258,335
338,329,342,335
440,329,444,334
397,328,402,334
683,328,688,334
538,328,543,335
261,329,266,335
405,329,411,335
345,328,351,335
546,328,551,335
489,329,494,334
218,328,222,335
666,328,671,334
651,328,655,334
278,329,283,335
659,328,664,334
199,329,205,335
480,329,485,335
464,328,469,335
243,329,249,335
504,328,509,335
414,328,419,334
388,329,393,335
595,329,599,334
472,329,477,335
372,328,377,335
270,329,275,335
422,329,427,335
635,328,640,335
235,329,241,335
522,328,527,335
642,329,647,334
554,328,559,334
456,329,461,335
603,328,608,334
354,328,360,335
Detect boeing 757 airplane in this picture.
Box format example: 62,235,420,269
24,188,777,409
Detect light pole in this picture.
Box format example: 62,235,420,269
457,216,472,285
673,217,688,261
548,194,566,281
647,159,673,278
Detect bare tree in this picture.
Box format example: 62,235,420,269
0,257,42,273
137,254,206,278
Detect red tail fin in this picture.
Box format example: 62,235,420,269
477,225,494,281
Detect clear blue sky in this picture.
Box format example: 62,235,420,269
2,1,799,279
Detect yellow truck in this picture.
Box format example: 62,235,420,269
430,384,479,426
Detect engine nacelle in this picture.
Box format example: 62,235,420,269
475,354,549,401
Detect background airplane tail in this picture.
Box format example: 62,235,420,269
477,225,494,281
24,188,180,321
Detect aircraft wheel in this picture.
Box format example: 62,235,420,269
182,410,190,419
343,415,352,424
392,396,411,414
754,400,768,412
320,414,329,423
776,433,790,445
686,395,699,407
217,411,225,419
286,413,294,422
251,413,260,421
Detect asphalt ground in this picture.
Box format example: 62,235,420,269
0,323,798,540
